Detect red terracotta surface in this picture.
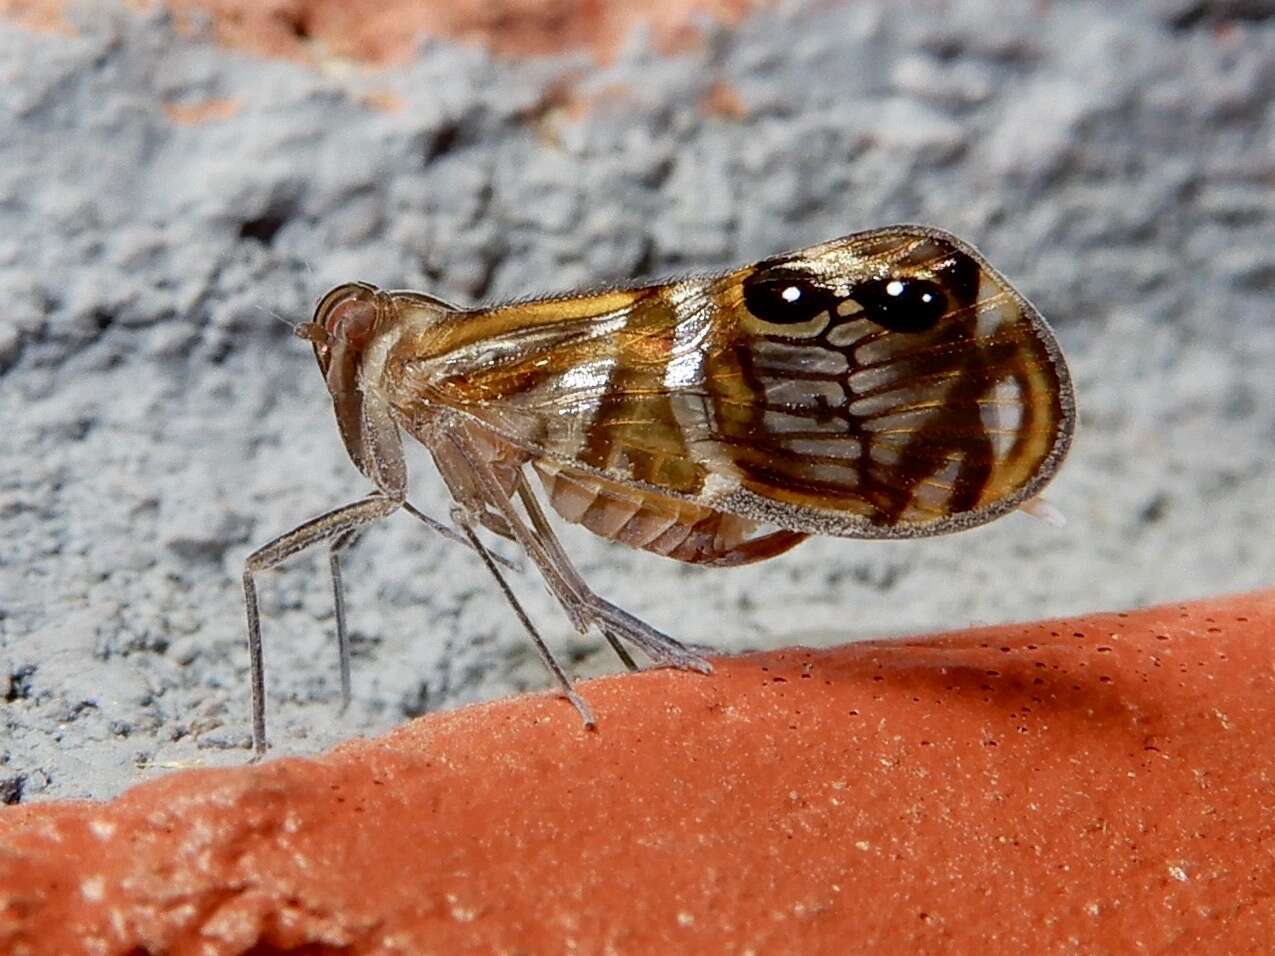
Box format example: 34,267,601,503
0,1,766,63
0,0,71,35
2,594,1274,954
160,96,241,125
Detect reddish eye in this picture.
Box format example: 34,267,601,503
325,297,378,349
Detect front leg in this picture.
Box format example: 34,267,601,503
243,493,402,755
326,499,521,718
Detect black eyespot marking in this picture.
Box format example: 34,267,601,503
940,249,981,308
743,274,837,326
854,277,949,333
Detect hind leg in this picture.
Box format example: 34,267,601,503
441,432,712,675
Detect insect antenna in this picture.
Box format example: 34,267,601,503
256,303,303,335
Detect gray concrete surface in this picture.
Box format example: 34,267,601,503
1,0,1272,803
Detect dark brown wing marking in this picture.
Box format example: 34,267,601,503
701,229,1070,529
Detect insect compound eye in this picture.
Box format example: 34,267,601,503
324,295,379,350
742,274,837,326
853,277,949,333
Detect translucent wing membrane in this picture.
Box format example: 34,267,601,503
387,226,1073,540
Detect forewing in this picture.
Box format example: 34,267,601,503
413,226,1074,538
407,283,718,497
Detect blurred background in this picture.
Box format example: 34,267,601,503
0,0,1272,802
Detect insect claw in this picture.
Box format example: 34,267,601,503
565,689,597,730
1018,495,1066,528
657,652,714,675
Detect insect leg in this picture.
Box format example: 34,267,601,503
509,478,647,672
243,493,401,756
447,433,712,674
507,477,637,670
328,527,361,712
575,593,714,674
509,480,711,672
401,499,520,572
450,505,597,730
326,501,519,717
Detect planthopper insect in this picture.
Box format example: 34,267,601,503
242,225,1075,754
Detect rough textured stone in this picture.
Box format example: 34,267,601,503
1,594,1273,954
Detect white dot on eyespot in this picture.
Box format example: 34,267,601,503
885,280,904,297
920,292,934,304
781,286,802,303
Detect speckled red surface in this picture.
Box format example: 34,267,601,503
2,594,1273,954
0,0,766,62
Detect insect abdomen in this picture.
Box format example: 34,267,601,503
534,462,804,566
